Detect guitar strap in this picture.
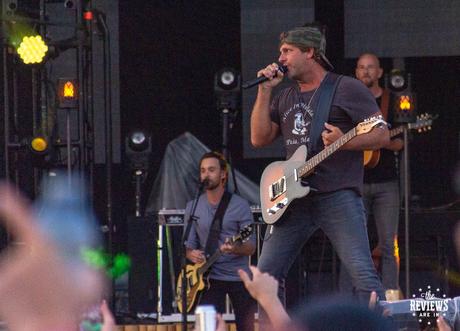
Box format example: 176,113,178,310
203,191,232,258
308,73,343,157
380,88,390,120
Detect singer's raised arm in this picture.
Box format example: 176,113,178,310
250,88,280,147
250,63,283,147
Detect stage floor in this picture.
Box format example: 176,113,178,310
116,323,239,331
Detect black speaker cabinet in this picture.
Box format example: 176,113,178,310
127,216,156,314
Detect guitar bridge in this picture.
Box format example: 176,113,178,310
269,176,286,201
267,198,288,215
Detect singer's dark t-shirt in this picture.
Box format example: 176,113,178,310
269,74,380,195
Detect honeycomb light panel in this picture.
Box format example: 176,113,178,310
17,35,48,64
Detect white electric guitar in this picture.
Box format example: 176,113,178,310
260,116,387,224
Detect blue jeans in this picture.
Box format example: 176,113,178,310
258,189,385,306
339,181,400,293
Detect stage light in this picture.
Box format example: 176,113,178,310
17,35,48,64
83,11,94,21
2,0,17,16
125,131,152,171
219,70,236,88
387,69,416,123
64,0,74,9
29,135,49,154
388,69,408,92
58,78,78,108
216,67,239,91
398,95,412,111
63,81,75,97
214,67,240,110
128,132,148,152
393,92,416,123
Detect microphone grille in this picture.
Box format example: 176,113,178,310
279,65,288,74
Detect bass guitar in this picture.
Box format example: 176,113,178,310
176,224,253,313
363,113,436,168
260,116,386,225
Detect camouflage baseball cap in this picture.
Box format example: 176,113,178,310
280,26,334,70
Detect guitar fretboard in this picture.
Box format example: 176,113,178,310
390,126,403,138
199,250,222,276
198,234,241,276
297,128,357,178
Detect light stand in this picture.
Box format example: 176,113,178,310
222,107,230,161
58,78,80,187
126,131,152,217
388,70,416,298
125,131,153,317
134,169,145,217
214,67,241,190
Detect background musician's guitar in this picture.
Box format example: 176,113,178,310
176,224,253,313
363,113,436,168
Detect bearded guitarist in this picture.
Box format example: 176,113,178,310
339,53,403,298
184,152,256,331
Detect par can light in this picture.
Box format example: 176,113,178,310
17,35,48,64
30,136,48,154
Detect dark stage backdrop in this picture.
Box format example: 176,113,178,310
344,0,460,58
240,0,315,159
119,1,241,171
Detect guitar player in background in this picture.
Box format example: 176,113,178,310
184,151,256,331
339,53,403,299
250,23,389,324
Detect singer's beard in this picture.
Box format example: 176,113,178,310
205,180,220,191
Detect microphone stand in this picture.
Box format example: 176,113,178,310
180,182,204,331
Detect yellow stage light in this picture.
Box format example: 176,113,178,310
58,78,78,108
30,136,48,153
17,35,48,64
399,95,412,111
63,81,76,98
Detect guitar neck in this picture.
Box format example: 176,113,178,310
389,126,404,138
199,250,222,276
297,127,357,178
196,226,251,275
198,234,240,275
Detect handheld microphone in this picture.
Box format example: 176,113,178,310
242,65,288,89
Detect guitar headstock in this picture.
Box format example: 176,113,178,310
231,224,254,244
408,113,438,133
356,115,387,135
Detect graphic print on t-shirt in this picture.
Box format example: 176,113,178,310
292,112,307,135
281,101,312,148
